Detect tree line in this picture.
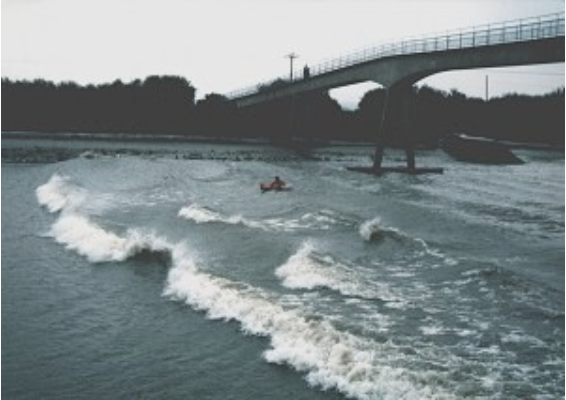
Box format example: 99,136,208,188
2,76,564,148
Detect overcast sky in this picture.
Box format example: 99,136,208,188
2,0,564,108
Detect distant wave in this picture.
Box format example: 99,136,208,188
179,203,353,232
163,246,453,400
359,217,414,243
178,204,228,224
360,217,458,266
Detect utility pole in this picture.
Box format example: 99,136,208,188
485,74,489,102
286,52,299,82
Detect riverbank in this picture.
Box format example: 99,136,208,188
2,131,562,165
1,131,377,164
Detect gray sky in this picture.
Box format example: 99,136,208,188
2,0,564,108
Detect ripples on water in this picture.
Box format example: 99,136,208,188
2,142,564,399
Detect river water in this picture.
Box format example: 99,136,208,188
2,136,564,399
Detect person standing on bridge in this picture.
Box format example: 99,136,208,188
303,65,310,79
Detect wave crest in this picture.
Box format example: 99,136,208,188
275,241,337,290
36,174,86,213
360,218,458,266
50,213,171,263
359,217,411,243
276,241,402,303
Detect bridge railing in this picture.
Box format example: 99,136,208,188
227,12,564,99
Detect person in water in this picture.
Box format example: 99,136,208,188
269,176,286,191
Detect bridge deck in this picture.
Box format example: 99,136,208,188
228,12,564,106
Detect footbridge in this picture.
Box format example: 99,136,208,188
228,13,564,107
226,12,564,173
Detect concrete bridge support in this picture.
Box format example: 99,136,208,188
372,82,415,173
369,82,441,175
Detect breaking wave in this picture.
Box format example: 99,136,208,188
50,214,171,263
360,217,458,265
359,217,415,244
275,241,400,303
36,174,87,213
36,174,171,263
163,248,455,400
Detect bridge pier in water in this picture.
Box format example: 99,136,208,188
357,83,442,176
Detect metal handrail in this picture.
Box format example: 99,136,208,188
227,12,564,99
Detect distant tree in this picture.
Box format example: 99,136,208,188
352,84,564,148
355,88,392,143
2,75,196,135
2,76,563,148
139,75,196,133
481,88,564,147
295,91,346,140
195,93,239,137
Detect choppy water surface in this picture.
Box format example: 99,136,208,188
2,139,564,399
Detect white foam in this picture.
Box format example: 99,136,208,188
275,241,401,305
275,241,342,290
36,174,86,213
50,213,171,263
163,250,455,400
178,204,267,230
36,173,115,216
179,204,349,233
297,210,352,230
420,324,447,336
501,331,546,347
178,204,225,224
259,211,347,232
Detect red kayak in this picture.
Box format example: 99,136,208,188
260,183,292,192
